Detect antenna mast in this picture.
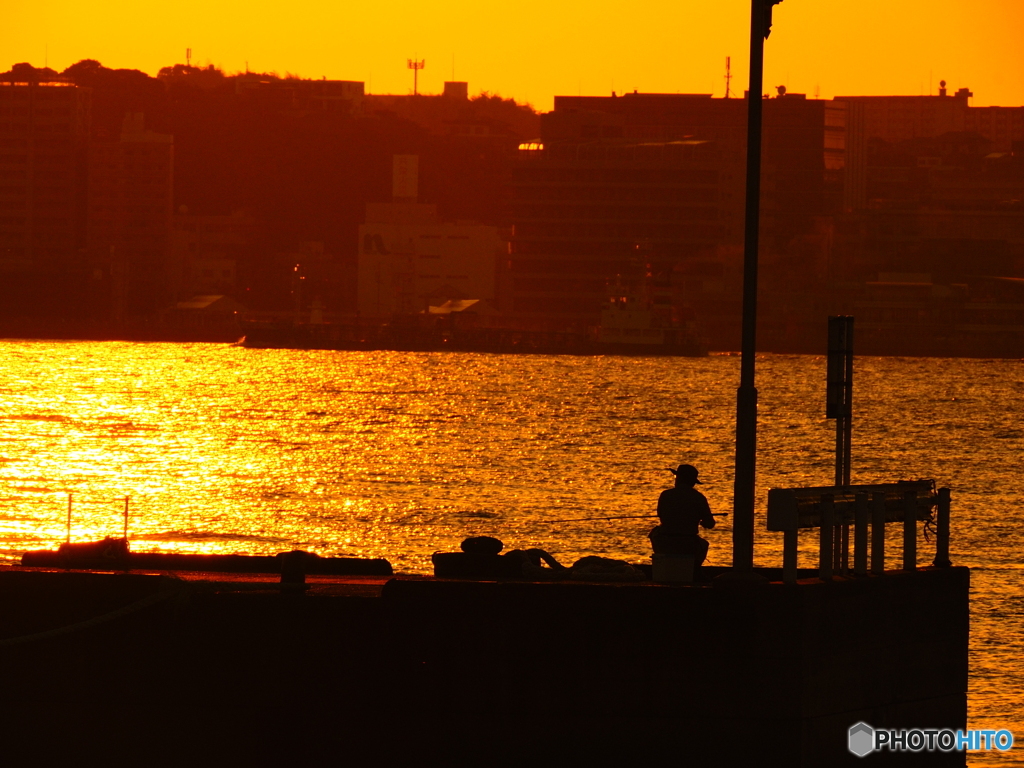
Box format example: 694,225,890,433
407,58,425,95
724,56,733,99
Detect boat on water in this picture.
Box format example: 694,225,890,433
596,295,707,356
593,263,708,356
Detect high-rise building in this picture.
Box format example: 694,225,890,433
88,113,173,318
0,79,90,290
509,91,841,330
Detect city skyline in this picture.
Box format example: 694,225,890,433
4,0,1024,111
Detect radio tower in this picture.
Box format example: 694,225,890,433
724,56,732,99
407,58,425,95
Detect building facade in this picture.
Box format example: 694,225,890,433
88,113,173,319
0,80,91,313
508,91,840,334
357,155,503,318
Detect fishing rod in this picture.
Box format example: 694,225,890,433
385,512,729,526
548,513,729,523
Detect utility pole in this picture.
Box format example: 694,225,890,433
407,58,425,95
724,56,733,99
730,0,782,579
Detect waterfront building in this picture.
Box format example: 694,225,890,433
87,113,173,319
509,91,842,339
0,77,91,315
170,210,258,300
357,155,505,318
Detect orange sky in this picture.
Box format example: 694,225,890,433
5,0,1023,111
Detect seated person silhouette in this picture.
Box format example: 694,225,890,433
649,464,716,570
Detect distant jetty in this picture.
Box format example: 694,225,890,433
239,319,709,357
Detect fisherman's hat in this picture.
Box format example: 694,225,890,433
669,464,702,483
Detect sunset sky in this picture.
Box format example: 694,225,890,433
4,0,1023,111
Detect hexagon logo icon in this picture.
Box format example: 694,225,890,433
849,722,875,757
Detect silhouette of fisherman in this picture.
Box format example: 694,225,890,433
649,464,716,571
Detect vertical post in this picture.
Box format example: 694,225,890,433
123,496,130,541
903,489,917,571
854,492,869,576
871,492,886,575
66,493,72,544
839,515,849,574
731,0,771,575
843,318,854,486
819,494,834,580
783,526,798,585
827,316,854,486
834,515,843,574
934,487,952,567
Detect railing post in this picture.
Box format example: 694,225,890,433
834,517,844,575
841,518,850,574
819,494,834,580
854,492,868,576
783,526,798,585
903,489,917,571
933,487,952,567
871,492,886,575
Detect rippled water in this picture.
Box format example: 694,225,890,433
0,341,1020,760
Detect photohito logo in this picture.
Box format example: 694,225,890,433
848,722,1015,757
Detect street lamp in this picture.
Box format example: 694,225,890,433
730,0,782,578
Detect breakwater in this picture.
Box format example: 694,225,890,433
0,565,968,764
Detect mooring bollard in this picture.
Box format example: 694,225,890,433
854,492,868,576
819,494,834,580
871,492,886,575
903,490,917,571
934,487,952,567
279,550,309,593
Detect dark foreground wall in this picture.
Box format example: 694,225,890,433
0,567,967,765
382,568,968,765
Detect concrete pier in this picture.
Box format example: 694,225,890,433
0,565,967,764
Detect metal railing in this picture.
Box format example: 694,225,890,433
767,481,952,584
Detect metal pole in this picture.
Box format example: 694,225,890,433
66,493,72,544
123,496,130,540
732,0,768,573
843,318,854,486
828,316,854,487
